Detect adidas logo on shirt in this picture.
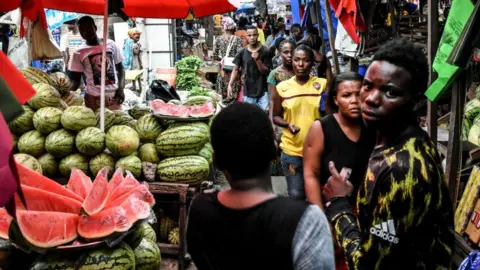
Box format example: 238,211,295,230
370,220,399,244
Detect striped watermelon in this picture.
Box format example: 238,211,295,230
30,253,76,270
45,129,76,158
168,227,180,245
9,105,35,135
125,223,156,248
112,110,134,126
14,153,43,174
138,143,161,163
49,72,70,96
33,107,63,134
61,106,97,131
62,90,84,106
135,114,163,142
133,238,161,270
89,153,116,177
96,109,117,131
20,67,54,85
28,83,62,110
116,156,142,178
17,130,46,157
37,153,59,177
159,217,175,240
76,127,106,156
59,153,89,177
106,125,140,157
79,242,135,270
157,156,209,183
156,124,208,157
198,146,213,165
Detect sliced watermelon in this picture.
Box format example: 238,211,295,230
108,168,124,192
151,102,190,118
105,172,140,206
120,195,151,225
16,162,83,202
16,185,83,214
105,183,155,209
77,206,130,239
16,210,79,248
67,169,93,200
0,208,12,240
189,101,215,117
83,168,110,216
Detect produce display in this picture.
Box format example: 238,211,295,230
151,99,215,118
174,56,202,91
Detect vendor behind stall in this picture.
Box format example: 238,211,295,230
68,16,125,111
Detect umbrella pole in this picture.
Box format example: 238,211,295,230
100,0,110,132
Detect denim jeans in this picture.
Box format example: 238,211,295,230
243,92,269,111
280,152,305,200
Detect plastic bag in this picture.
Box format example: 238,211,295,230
146,79,181,102
7,38,29,69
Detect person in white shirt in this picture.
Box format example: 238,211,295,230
68,16,125,111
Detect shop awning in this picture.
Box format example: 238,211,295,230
42,0,238,18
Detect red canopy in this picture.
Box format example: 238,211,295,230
42,0,237,18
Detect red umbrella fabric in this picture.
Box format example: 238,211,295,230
42,0,238,18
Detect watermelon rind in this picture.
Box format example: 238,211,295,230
14,153,43,174
115,156,142,179
61,106,97,131
125,223,157,249
17,130,46,157
20,67,54,85
49,72,71,96
30,253,76,270
37,153,59,178
159,217,175,240
106,125,140,157
135,114,163,143
138,143,161,163
157,156,209,183
198,146,213,165
33,107,63,134
78,242,135,270
89,152,116,178
128,105,152,120
28,84,62,110
45,129,76,158
59,153,89,177
133,238,161,270
156,124,208,157
95,109,116,131
9,105,35,135
76,127,106,156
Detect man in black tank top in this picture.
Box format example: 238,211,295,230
187,103,335,270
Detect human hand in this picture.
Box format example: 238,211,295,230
323,161,354,202
288,123,300,134
114,89,125,104
227,84,233,97
251,51,259,61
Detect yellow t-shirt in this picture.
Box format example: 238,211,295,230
277,76,326,157
258,28,266,45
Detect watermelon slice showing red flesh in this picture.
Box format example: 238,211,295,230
120,195,151,225
108,168,124,192
83,168,110,216
16,210,79,248
189,101,215,117
16,162,83,202
67,169,93,200
77,206,130,239
15,185,83,214
105,172,140,206
151,102,190,118
105,183,155,209
0,208,12,240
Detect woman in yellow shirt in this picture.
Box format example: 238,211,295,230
272,44,327,200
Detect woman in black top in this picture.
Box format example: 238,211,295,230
303,72,375,209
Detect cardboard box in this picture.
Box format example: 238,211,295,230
455,166,480,234
466,200,480,244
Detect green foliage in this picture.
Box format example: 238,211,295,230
174,56,202,91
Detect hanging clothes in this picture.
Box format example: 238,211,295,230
328,0,366,44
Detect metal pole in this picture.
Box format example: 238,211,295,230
323,0,340,74
427,0,439,143
315,0,326,55
99,0,109,132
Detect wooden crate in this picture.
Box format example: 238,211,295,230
148,182,197,270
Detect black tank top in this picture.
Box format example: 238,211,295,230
319,114,375,201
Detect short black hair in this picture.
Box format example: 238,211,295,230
294,44,314,62
298,34,322,51
271,25,280,35
246,25,258,32
372,39,428,97
210,103,276,181
238,17,249,29
290,23,302,31
77,16,95,26
279,39,295,51
306,27,319,36
327,72,363,112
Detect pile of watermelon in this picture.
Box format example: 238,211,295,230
0,164,161,269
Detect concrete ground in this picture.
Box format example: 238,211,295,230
161,176,288,269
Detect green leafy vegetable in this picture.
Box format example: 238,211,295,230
187,86,212,97
175,56,202,90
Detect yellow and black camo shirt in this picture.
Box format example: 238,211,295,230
326,126,454,270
